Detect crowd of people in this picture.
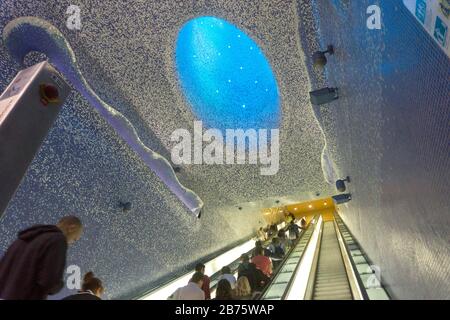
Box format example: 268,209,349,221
168,216,308,300
0,214,307,300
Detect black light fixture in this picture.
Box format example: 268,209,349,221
118,201,132,212
309,87,339,105
275,200,280,204
312,45,334,68
332,193,352,204
336,176,351,192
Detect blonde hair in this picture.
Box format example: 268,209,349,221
236,276,252,297
57,216,82,228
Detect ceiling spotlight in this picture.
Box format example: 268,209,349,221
294,208,298,211
336,176,351,192
312,45,334,68
308,204,313,209
324,202,327,206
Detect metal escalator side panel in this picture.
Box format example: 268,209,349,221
333,220,365,300
333,214,391,300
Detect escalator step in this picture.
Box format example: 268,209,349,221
316,279,349,284
314,289,351,296
314,295,352,300
316,278,349,284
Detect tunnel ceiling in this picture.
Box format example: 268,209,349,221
0,0,337,299
5,0,334,211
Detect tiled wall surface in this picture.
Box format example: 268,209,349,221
305,0,449,299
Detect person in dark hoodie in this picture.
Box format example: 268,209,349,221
237,254,268,292
62,272,104,300
0,216,83,300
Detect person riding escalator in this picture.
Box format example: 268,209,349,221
267,237,285,269
238,254,269,292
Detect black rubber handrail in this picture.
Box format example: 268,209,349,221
280,216,319,300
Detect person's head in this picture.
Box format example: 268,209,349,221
221,266,231,275
255,247,264,256
272,237,279,245
195,263,205,274
82,272,104,298
190,271,204,288
215,279,234,300
56,216,82,245
236,276,252,297
255,240,262,248
240,254,249,263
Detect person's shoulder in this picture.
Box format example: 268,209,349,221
45,229,67,244
62,293,101,300
228,274,237,282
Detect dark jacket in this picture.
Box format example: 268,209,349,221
0,225,68,300
238,262,268,291
288,223,300,238
62,292,101,300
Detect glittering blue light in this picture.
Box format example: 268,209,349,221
175,16,280,131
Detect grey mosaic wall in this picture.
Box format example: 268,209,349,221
304,0,449,299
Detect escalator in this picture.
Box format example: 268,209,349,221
139,213,388,300
310,221,352,300
260,215,375,300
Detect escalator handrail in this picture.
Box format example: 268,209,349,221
280,216,319,300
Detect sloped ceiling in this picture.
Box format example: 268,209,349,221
0,0,335,299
